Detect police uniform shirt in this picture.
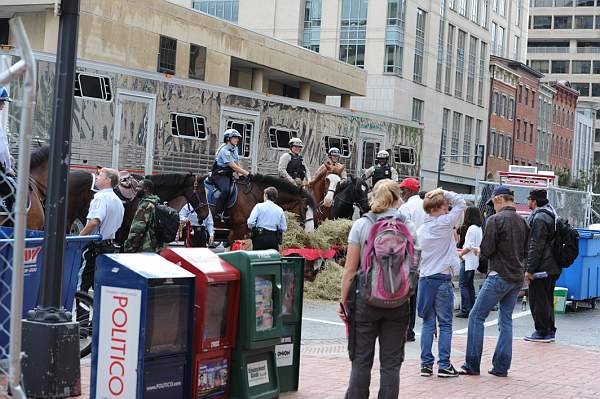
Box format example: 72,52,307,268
86,188,125,240
179,204,215,237
247,200,288,232
216,144,239,167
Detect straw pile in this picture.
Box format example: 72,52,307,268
303,260,344,301
315,219,353,248
281,212,328,250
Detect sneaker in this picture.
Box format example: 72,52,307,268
438,364,459,378
544,332,556,342
420,365,433,377
488,368,508,377
458,366,479,376
524,331,552,343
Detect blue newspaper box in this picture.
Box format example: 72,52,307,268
556,229,600,301
90,253,195,399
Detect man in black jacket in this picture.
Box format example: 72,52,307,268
524,189,561,343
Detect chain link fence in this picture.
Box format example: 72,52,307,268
476,181,593,228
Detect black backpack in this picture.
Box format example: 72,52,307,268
539,209,579,268
154,203,180,244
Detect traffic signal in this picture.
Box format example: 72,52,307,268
474,144,485,166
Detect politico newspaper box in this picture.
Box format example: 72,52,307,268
161,247,241,399
90,253,195,399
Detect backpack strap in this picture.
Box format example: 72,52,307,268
536,208,558,232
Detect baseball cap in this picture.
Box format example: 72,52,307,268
486,185,514,206
399,178,420,192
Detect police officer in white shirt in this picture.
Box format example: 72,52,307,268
247,186,287,250
179,203,214,247
80,167,125,293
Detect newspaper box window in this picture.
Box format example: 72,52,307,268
160,247,241,399
90,253,195,399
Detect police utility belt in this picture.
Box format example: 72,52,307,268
251,228,282,240
89,239,119,255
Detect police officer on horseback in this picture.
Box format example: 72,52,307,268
314,147,347,182
278,137,311,187
363,150,398,187
212,128,250,221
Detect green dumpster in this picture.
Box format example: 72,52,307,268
219,250,282,399
276,256,305,393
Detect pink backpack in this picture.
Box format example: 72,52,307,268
359,213,416,308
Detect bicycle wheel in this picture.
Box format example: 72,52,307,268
73,291,94,358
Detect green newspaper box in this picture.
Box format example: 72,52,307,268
218,250,283,399
276,256,305,393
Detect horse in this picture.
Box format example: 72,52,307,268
330,176,370,219
67,172,209,246
0,145,49,230
203,173,316,242
309,166,345,224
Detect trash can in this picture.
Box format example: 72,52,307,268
554,287,568,314
556,229,600,301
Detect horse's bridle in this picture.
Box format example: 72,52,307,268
333,179,370,214
189,175,210,215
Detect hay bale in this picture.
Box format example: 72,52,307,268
281,211,328,250
314,219,353,248
303,260,344,301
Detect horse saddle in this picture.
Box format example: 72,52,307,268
204,177,238,209
114,171,140,202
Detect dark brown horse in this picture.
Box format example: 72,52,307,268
203,173,316,241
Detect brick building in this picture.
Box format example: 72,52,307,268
486,57,520,179
550,81,579,173
509,61,544,167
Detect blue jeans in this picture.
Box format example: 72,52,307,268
459,262,476,314
462,274,522,374
419,277,454,369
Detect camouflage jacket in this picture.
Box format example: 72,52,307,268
124,194,161,253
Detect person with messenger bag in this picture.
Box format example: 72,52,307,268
338,179,419,399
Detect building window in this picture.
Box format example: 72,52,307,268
451,112,462,161
481,0,488,27
533,16,552,29
73,72,113,102
478,42,486,106
533,0,552,5
502,95,508,118
445,24,455,94
435,19,446,91
595,128,600,142
525,88,529,105
449,0,456,10
573,61,591,74
455,30,466,98
508,98,514,119
571,82,590,96
226,120,253,157
530,60,549,73
192,0,239,22
471,0,479,22
303,0,322,52
324,136,352,157
339,0,368,68
554,0,572,5
551,60,569,73
554,16,572,29
441,108,450,155
412,98,424,122
530,123,534,143
394,146,416,164
516,119,521,140
384,0,406,76
463,116,473,163
492,91,499,114
515,0,521,26
575,15,594,29
531,92,535,108
593,60,600,74
576,0,594,5
490,130,496,156
499,134,505,158
413,9,427,83
466,36,477,102
512,36,519,61
491,22,497,55
497,26,505,57
158,35,177,75
506,137,512,160
592,83,600,96
384,45,403,75
459,0,468,16
189,44,206,80
170,113,208,140
475,119,482,154
268,127,298,149
499,0,505,16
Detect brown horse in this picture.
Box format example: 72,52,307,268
309,164,345,224
203,173,316,242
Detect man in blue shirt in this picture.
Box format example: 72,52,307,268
247,187,287,250
179,202,214,247
213,128,250,221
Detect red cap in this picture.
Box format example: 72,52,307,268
399,178,420,192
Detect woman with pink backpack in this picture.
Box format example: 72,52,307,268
338,179,418,399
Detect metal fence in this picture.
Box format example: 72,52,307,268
476,181,593,228
0,18,37,399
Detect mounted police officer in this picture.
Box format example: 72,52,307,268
314,147,347,182
212,128,250,221
278,137,311,187
363,150,398,187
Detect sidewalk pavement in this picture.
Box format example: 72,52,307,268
75,335,599,398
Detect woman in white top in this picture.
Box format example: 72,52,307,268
456,206,483,318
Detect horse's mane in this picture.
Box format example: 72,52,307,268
30,145,50,170
146,172,193,188
250,174,316,210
